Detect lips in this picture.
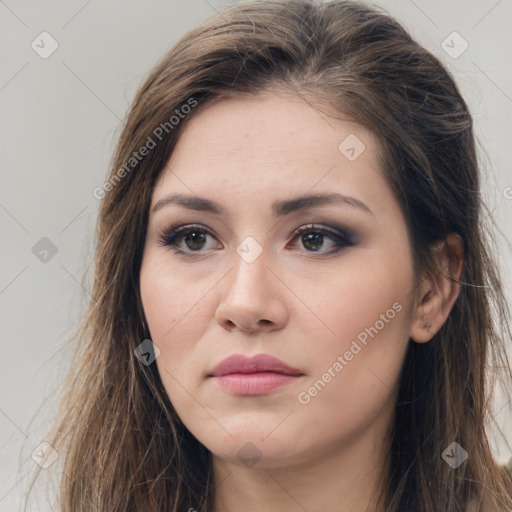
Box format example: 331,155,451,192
208,353,304,395
208,353,303,377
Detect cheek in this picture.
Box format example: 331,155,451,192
291,290,410,453
294,248,413,409
140,267,212,416
139,257,212,372
300,248,412,344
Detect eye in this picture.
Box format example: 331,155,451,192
157,223,219,254
288,224,354,255
157,222,355,257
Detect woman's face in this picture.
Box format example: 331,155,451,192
140,91,418,469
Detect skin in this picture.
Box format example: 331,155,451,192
139,89,464,512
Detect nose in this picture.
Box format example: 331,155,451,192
214,246,289,334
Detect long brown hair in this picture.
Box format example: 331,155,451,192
24,1,512,510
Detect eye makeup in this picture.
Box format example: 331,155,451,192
156,221,356,258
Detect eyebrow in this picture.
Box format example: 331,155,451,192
151,192,374,217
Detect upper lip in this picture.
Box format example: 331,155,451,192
208,353,304,377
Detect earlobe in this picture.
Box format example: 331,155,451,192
409,233,464,343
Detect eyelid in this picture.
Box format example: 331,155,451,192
289,223,353,243
157,223,218,248
286,223,355,255
157,221,356,256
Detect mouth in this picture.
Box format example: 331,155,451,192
207,353,304,395
211,371,303,395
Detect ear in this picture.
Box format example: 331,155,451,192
409,233,464,343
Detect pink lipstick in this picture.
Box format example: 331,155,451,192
208,353,304,395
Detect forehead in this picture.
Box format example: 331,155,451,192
169,92,379,162
151,93,391,218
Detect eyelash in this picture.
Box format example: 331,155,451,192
157,222,355,258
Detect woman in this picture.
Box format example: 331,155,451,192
25,0,512,510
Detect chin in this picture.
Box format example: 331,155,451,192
202,430,313,470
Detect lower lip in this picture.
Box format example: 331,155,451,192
212,372,301,395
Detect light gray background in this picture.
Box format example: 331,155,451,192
1,0,511,510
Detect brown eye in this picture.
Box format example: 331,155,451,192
158,224,220,253
300,231,329,251
158,222,354,257
289,224,354,255
180,230,208,251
